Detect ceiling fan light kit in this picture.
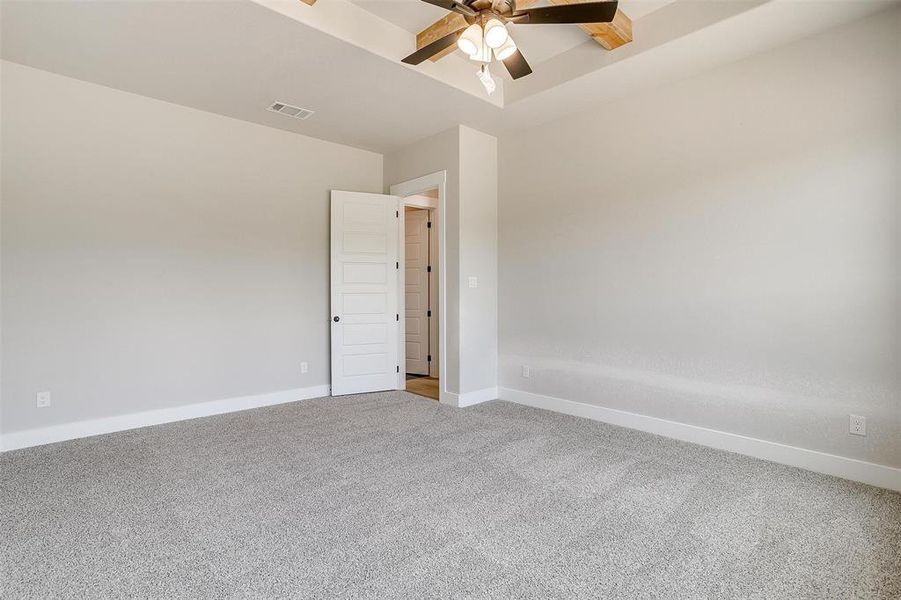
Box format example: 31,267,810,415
402,0,619,92
483,18,508,48
470,35,493,63
494,36,517,61
457,22,483,56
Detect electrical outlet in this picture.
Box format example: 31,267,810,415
521,365,531,378
300,362,308,374
36,391,51,408
849,414,866,436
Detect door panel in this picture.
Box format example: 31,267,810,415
405,207,430,375
342,263,387,284
330,191,399,396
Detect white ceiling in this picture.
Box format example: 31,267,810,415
348,0,452,34
0,0,505,152
2,0,896,153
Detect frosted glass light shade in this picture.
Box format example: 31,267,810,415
483,19,508,49
469,39,492,63
457,24,483,56
494,36,517,61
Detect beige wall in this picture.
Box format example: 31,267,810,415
1,61,383,434
498,8,901,467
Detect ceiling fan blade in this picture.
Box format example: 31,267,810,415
513,1,618,24
402,27,466,65
419,0,477,17
502,49,532,80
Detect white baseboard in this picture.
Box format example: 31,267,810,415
0,384,331,453
500,387,901,492
457,386,498,408
437,387,497,408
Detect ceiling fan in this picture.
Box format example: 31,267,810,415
401,0,619,92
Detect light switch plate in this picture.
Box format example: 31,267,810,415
36,391,51,408
468,276,478,289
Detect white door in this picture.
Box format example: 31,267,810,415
405,207,430,375
330,191,400,396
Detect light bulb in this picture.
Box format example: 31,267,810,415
493,36,517,61
457,23,483,57
483,18,508,49
477,64,496,95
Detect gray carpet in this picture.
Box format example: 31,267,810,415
2,392,900,599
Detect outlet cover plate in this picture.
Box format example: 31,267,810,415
849,414,866,436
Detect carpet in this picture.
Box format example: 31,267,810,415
2,391,899,598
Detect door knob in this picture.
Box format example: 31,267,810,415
333,316,340,322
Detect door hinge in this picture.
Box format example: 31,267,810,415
427,310,432,317
427,265,432,273
396,313,399,321
396,210,399,218
396,365,400,373
396,261,399,269
427,354,432,362
427,221,432,228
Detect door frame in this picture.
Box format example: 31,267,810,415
391,171,448,403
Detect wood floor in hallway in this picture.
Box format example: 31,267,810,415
405,376,438,400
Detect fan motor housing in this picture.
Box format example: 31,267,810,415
469,0,516,17
463,2,516,26
492,0,517,15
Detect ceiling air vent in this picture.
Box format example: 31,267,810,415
267,101,314,120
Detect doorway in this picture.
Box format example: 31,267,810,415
391,171,448,403
403,198,438,400
329,172,449,402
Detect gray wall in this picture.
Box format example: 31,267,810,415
384,125,499,397
458,126,498,394
498,9,901,467
384,127,462,394
1,61,383,434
